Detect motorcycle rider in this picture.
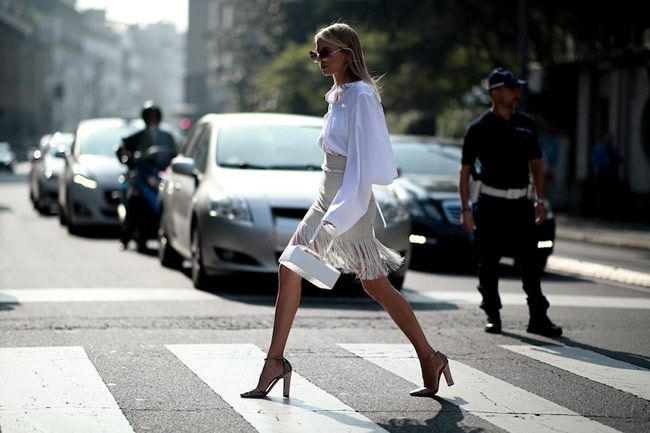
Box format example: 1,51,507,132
117,101,177,251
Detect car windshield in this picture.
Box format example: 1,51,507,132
77,125,138,156
216,125,323,169
392,141,461,176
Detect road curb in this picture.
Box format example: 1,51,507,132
547,256,650,289
555,228,650,251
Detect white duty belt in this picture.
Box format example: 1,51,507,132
480,184,527,199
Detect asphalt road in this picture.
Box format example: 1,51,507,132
1,168,649,433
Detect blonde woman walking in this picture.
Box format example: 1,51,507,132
241,23,453,399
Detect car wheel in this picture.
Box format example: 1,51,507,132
190,224,211,289
65,203,81,235
158,219,183,269
36,199,50,215
67,221,81,235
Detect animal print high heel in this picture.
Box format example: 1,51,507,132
240,356,293,398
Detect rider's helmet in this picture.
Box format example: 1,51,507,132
141,100,162,124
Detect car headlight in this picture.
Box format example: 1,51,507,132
375,187,410,225
72,174,98,189
208,192,252,222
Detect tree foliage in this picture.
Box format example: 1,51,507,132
215,0,647,135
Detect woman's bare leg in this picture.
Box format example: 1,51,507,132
252,265,302,390
361,276,443,389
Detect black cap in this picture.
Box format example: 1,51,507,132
487,67,527,90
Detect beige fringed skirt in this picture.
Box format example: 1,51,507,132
288,153,404,280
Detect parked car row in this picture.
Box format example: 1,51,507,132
29,132,75,214
27,113,555,292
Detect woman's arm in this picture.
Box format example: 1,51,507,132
323,89,396,235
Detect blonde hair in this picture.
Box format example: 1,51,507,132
314,23,380,95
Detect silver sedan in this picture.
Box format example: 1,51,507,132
58,118,139,233
158,113,412,290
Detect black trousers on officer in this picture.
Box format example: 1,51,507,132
474,195,549,318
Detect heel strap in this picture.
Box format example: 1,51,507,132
264,355,285,361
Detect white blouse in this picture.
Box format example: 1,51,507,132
318,80,398,235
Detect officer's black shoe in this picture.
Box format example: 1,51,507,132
119,240,129,251
527,316,563,337
484,314,502,334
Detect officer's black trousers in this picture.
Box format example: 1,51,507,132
474,195,549,317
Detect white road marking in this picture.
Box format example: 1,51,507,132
501,345,650,401
547,256,650,288
340,344,620,433
0,346,134,433
0,288,215,303
166,343,388,433
404,290,650,309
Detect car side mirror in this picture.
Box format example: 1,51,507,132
171,159,196,177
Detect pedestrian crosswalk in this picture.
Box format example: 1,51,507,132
1,342,647,433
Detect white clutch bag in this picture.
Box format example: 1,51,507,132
279,222,340,290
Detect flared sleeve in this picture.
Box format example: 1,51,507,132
323,87,398,235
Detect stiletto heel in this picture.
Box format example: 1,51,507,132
241,356,293,399
283,370,292,397
442,363,454,386
410,351,454,397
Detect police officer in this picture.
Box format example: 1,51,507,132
459,67,562,337
117,101,176,251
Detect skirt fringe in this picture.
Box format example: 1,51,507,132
292,220,404,281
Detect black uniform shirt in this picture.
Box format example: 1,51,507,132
462,110,542,189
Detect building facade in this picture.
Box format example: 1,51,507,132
186,0,235,119
1,0,185,154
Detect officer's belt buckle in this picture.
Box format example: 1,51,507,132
506,189,522,199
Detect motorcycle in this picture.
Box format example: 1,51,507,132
117,144,175,251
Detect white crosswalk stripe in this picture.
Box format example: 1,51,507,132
501,344,650,400
404,289,650,309
166,343,388,433
0,346,134,433
2,342,642,433
339,343,621,433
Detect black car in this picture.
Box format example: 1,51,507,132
0,142,16,172
391,135,555,270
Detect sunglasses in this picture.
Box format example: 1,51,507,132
309,48,344,63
